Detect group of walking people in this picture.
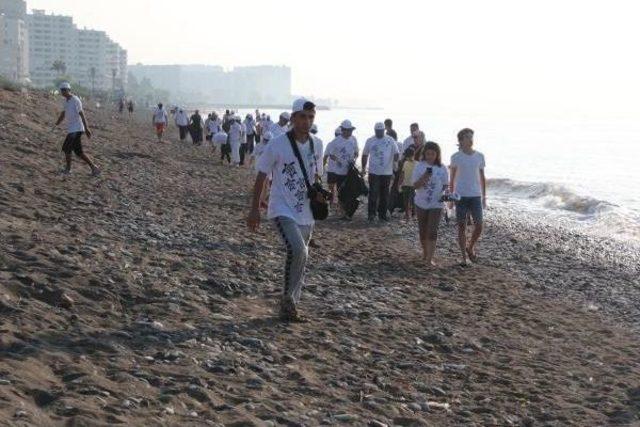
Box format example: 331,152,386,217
246,98,487,322
52,81,486,324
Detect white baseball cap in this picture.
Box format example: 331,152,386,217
280,112,291,121
59,81,71,90
291,97,316,114
340,120,355,130
374,122,385,131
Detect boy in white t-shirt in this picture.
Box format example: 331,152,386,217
247,98,327,322
449,128,487,265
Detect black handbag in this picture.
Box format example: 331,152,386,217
286,131,330,220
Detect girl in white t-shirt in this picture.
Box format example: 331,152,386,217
411,141,449,267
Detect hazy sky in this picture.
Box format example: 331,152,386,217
27,0,640,115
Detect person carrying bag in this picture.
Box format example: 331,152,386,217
285,131,331,221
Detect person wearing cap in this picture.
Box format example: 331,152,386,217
228,116,245,166
324,119,359,217
152,103,169,143
241,113,257,165
362,122,400,222
269,112,290,138
247,97,325,322
53,82,100,176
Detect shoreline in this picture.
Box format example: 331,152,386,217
1,88,639,425
393,205,640,330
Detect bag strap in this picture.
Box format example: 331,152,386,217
286,130,315,192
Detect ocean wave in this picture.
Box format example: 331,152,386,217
488,178,616,215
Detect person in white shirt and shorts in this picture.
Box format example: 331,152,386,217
53,82,100,176
449,128,487,265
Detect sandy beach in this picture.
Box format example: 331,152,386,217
1,88,640,426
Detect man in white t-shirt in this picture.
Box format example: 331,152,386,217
247,97,326,322
53,82,100,176
174,108,189,141
450,128,487,265
323,120,358,216
362,122,400,222
228,116,244,166
269,112,290,138
241,114,257,165
401,122,421,156
152,103,169,143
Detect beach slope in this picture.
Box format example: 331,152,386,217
0,88,639,426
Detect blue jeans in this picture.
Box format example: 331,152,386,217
455,197,483,225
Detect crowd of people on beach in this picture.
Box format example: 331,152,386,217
52,82,486,323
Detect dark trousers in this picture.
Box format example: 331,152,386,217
178,125,189,140
246,134,255,154
190,126,203,144
221,144,231,163
239,143,248,165
368,174,392,219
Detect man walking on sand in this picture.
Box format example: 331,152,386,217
324,120,359,218
384,118,398,142
152,103,169,143
174,108,190,142
269,112,290,138
449,128,487,265
53,82,100,176
362,122,400,222
402,122,421,154
242,113,257,164
247,98,326,322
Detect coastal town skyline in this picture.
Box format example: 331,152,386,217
12,0,639,115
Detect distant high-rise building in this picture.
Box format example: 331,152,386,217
232,65,291,105
26,8,127,91
0,0,29,82
128,64,292,105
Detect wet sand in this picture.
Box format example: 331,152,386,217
1,88,639,426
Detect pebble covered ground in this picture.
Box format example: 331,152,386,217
1,88,639,426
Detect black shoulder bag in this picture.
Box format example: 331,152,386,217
286,131,330,220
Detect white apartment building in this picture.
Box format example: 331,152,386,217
26,8,126,90
0,0,29,82
27,10,76,88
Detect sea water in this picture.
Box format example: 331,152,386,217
213,107,640,243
